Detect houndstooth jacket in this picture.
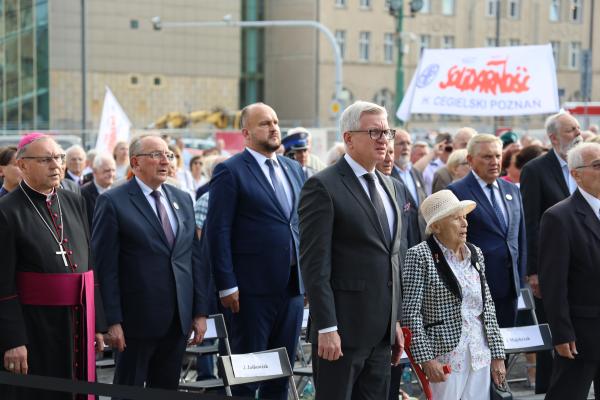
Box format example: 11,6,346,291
402,237,505,364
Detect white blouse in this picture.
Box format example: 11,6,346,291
433,236,491,372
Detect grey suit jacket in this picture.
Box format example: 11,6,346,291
431,166,453,194
299,157,402,349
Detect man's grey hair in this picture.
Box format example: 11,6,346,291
545,111,568,137
86,149,97,163
93,152,116,170
340,101,387,134
567,142,600,170
129,134,162,158
467,134,502,156
66,144,86,159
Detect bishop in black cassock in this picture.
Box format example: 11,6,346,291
0,134,105,400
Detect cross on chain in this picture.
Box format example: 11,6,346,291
55,242,68,267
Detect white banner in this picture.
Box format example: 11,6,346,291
95,87,132,154
397,44,559,121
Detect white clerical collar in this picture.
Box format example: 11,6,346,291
135,176,165,197
472,171,498,190
578,187,600,220
246,147,279,168
344,153,374,177
21,179,55,199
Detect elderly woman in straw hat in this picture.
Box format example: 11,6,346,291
402,190,506,399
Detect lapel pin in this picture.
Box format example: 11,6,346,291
173,202,179,210
505,194,513,201
416,181,421,188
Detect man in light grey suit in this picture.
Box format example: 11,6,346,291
299,101,404,399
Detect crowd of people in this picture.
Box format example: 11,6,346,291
0,102,599,400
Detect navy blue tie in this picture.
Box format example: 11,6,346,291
487,184,508,234
266,159,291,218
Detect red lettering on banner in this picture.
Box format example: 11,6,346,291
439,59,530,94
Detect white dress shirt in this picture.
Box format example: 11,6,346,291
135,177,178,236
472,172,508,224
579,187,600,221
554,150,577,194
395,163,420,206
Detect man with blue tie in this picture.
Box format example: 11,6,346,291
205,102,306,400
92,135,209,391
448,134,526,328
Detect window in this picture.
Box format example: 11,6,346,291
153,77,162,86
130,75,139,85
335,0,346,7
485,37,497,47
420,0,431,13
384,33,394,64
568,42,581,69
508,39,520,46
570,0,582,22
335,30,346,59
442,0,455,15
551,41,560,67
486,0,498,17
550,0,560,21
130,19,139,29
359,31,370,61
508,0,520,19
359,0,371,8
420,34,431,50
442,35,455,49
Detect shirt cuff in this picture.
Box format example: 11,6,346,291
219,287,238,298
318,326,338,333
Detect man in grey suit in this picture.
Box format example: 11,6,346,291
299,101,404,399
431,127,476,194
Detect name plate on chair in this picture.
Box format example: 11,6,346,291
517,294,525,310
500,325,543,350
302,309,309,329
231,352,283,378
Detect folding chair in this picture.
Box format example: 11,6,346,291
294,308,313,393
179,313,231,392
218,347,299,399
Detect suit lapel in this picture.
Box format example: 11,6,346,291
546,149,570,197
162,184,183,246
377,170,400,250
426,236,462,300
242,150,288,222
127,179,171,249
496,179,513,230
337,158,388,246
410,169,426,204
574,190,600,242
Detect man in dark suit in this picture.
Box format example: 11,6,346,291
205,102,306,400
81,153,116,227
520,111,582,393
299,101,404,399
539,142,600,399
375,139,416,400
391,129,427,244
92,134,209,391
448,134,526,328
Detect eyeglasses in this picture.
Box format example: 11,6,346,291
575,161,600,171
348,129,396,140
21,154,66,164
135,151,175,161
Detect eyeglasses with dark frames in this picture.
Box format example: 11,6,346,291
348,129,396,140
135,151,175,161
21,154,67,164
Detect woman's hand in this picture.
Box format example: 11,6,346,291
422,359,449,383
490,358,506,386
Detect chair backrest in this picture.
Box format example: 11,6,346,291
217,347,299,399
517,287,538,325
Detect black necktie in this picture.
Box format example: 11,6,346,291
487,183,508,234
150,190,175,247
266,159,291,218
363,173,392,245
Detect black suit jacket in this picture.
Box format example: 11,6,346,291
391,166,427,243
81,181,100,228
539,190,600,360
299,157,402,349
520,149,569,275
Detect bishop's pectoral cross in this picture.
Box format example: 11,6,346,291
56,243,68,267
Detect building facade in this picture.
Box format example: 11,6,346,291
1,0,241,131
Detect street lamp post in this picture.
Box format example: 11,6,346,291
152,16,344,137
